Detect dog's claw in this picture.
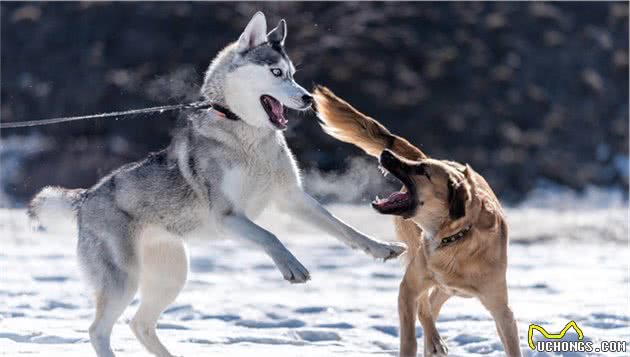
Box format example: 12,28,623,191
425,334,448,357
367,241,407,261
383,251,397,262
273,251,310,284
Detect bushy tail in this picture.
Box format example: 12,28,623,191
28,186,85,232
313,85,427,160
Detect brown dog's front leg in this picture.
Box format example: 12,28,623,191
486,303,521,357
480,285,522,357
418,290,449,356
398,257,433,357
398,280,419,357
428,287,451,320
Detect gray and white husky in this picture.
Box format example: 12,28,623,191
28,12,405,357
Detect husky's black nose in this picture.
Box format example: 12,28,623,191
302,94,314,107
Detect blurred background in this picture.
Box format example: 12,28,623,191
1,2,628,206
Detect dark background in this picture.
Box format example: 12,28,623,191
1,2,628,205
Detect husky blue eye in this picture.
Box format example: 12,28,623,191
271,68,283,77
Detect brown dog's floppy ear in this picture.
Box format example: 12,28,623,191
448,176,468,220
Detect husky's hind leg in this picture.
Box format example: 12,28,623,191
89,278,138,357
131,231,188,357
79,203,140,357
82,242,138,357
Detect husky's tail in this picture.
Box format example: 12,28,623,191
28,186,85,231
313,85,427,161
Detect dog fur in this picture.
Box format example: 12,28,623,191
28,14,405,357
314,86,522,357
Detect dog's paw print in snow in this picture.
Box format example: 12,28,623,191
32,275,70,283
584,312,630,329
200,313,240,322
225,336,305,346
163,304,207,321
438,313,490,322
371,325,399,337
156,323,191,330
452,333,488,345
371,325,423,338
463,340,504,354
235,318,306,329
316,322,354,329
371,272,400,280
294,330,341,342
0,332,84,344
41,300,79,311
293,306,330,314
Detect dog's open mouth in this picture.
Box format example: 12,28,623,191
260,95,287,130
372,189,415,215
371,151,418,218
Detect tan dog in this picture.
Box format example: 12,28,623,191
314,86,522,357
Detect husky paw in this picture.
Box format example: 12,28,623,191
273,251,310,284
424,334,448,357
367,241,407,261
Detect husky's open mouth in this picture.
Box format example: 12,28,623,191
260,95,287,130
372,150,418,218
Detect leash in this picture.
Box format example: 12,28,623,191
0,100,218,129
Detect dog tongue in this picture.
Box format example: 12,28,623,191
374,191,408,208
388,191,408,202
268,97,285,121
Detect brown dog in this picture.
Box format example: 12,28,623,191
314,86,522,357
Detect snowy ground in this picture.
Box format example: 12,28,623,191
1,191,628,356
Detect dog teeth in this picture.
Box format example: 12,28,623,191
378,165,388,177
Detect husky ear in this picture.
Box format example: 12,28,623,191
268,19,287,46
237,12,268,52
447,176,469,220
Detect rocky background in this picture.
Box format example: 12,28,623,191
1,2,628,205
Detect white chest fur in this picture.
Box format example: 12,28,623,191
219,138,296,218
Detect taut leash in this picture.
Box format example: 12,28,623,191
0,100,215,129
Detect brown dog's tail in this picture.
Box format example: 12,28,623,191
313,85,426,160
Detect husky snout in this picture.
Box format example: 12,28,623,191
302,94,314,107
276,81,313,111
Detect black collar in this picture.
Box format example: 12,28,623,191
438,224,472,248
210,103,241,121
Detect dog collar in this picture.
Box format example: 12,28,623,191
209,103,240,121
438,224,472,248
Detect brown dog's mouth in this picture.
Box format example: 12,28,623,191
371,151,418,218
261,95,287,130
372,190,414,214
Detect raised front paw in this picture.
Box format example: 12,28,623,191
368,240,407,261
272,251,311,284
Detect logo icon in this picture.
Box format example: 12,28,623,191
529,321,626,353
528,320,584,350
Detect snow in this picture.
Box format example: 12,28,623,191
0,193,628,356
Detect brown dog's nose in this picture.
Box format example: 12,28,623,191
302,94,314,107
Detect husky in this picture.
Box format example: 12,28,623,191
28,12,405,357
